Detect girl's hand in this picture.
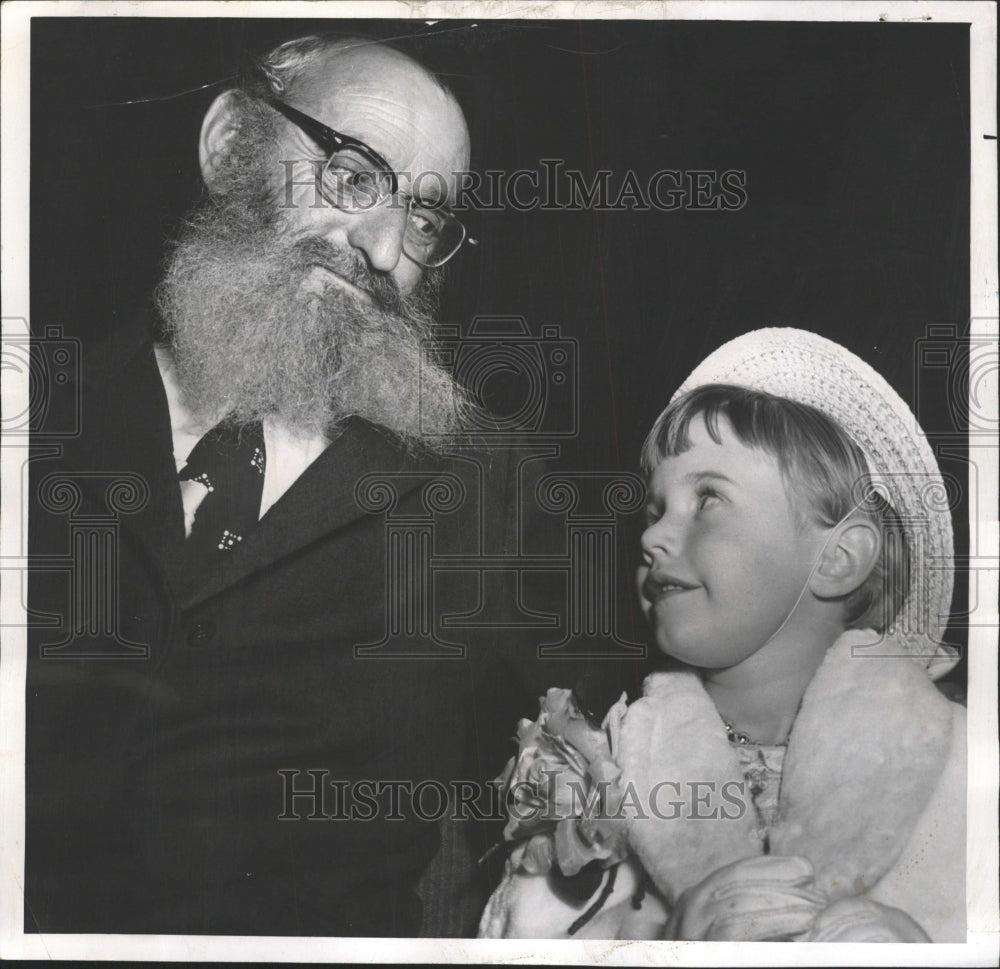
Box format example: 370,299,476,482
805,896,930,942
666,855,827,941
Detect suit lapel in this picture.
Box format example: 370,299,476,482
66,325,187,577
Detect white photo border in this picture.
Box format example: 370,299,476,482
2,1,996,965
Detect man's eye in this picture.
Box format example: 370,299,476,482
324,153,392,198
347,171,380,190
409,203,442,237
326,149,374,174
326,166,381,191
405,205,445,247
408,210,436,236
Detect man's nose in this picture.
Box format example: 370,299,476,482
344,198,408,273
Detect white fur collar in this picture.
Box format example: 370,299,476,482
618,629,955,904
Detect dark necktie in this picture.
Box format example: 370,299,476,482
178,420,266,565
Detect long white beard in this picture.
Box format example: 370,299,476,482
156,141,466,448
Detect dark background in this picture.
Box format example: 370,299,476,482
30,16,971,687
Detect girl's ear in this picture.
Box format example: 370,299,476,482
810,518,881,598
199,90,242,191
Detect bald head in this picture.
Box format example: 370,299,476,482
295,42,469,196
260,37,470,190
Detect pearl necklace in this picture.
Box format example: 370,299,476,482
723,720,757,745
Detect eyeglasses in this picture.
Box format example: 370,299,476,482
265,98,472,268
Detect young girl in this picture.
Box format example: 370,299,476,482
479,328,965,942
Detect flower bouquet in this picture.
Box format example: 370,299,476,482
490,686,632,925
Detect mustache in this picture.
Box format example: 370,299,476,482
288,235,405,313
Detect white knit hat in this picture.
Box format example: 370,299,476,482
672,327,954,662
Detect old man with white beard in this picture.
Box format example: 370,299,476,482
26,36,522,938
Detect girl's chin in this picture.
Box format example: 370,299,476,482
652,634,760,671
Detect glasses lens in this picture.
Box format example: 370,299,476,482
403,201,466,268
322,151,394,211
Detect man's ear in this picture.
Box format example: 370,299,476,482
199,90,242,190
809,518,881,598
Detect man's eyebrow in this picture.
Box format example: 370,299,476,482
409,182,447,208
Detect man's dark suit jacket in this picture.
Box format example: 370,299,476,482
25,323,533,937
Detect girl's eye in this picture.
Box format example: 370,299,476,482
696,487,721,511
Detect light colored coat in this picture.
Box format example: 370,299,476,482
479,629,966,941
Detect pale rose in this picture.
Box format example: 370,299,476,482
498,688,630,876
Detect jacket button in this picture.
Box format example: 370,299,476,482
187,620,216,647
